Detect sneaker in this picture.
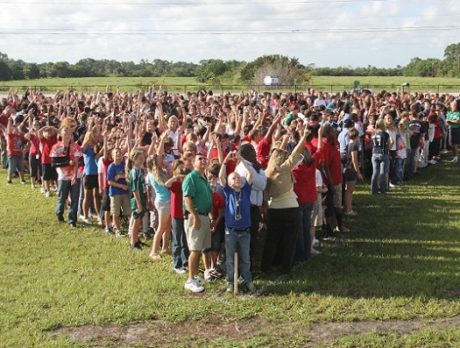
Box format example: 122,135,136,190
184,278,204,293
21,180,26,185
428,159,438,165
311,247,322,255
209,268,223,278
344,210,358,217
244,282,256,293
441,149,449,154
56,214,65,223
45,191,51,198
82,218,92,225
40,187,46,194
450,157,458,163
174,267,187,275
105,226,114,235
130,242,143,251
335,226,351,233
226,283,234,293
69,223,77,229
114,229,126,237
312,238,320,247
6,180,12,185
193,275,204,286
204,270,214,282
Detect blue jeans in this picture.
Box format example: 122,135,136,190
295,203,314,262
406,148,418,178
171,218,189,269
56,179,81,226
371,154,389,194
395,158,405,184
225,227,252,284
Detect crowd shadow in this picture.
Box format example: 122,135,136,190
258,183,460,300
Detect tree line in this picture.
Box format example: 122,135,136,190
0,43,460,82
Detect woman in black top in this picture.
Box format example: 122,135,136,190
371,119,393,194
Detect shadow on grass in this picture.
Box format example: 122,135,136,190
260,168,460,299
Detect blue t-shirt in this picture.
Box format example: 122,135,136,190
107,161,129,196
83,146,98,176
147,172,171,202
223,181,252,229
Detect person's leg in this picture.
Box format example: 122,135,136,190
295,205,306,263
131,214,142,246
17,155,25,182
83,188,92,219
111,196,121,230
171,218,182,269
371,154,379,193
380,155,388,193
261,209,283,273
301,203,313,260
56,180,70,219
188,251,201,280
151,211,169,256
249,205,261,271
344,183,355,213
69,179,81,226
161,215,172,253
225,228,237,285
280,208,300,274
237,230,252,285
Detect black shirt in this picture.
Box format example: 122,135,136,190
372,130,390,155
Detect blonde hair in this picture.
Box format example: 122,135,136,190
126,149,144,178
266,148,288,177
375,118,386,131
147,154,168,185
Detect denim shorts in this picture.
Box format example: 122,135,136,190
8,155,24,174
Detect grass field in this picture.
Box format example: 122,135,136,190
1,76,460,93
1,157,460,347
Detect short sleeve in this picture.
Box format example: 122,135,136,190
107,165,115,181
182,175,196,198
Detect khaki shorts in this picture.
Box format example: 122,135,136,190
333,184,342,209
185,214,211,251
154,199,171,215
110,194,132,216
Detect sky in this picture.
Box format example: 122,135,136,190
1,0,460,68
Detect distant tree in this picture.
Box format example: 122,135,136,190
23,63,40,80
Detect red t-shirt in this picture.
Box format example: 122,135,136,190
322,139,342,186
209,147,237,173
256,137,271,169
169,180,184,220
306,138,323,168
7,132,25,157
40,135,58,164
211,191,225,220
293,161,317,204
29,134,40,156
0,114,8,128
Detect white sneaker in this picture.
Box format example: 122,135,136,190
45,191,51,198
344,210,358,217
174,267,187,275
204,270,213,282
311,247,322,255
82,218,92,225
441,149,449,154
451,157,459,164
194,275,204,286
312,238,320,247
184,278,204,293
389,183,396,188
40,187,46,194
428,159,438,165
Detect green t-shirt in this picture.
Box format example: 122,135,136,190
446,111,460,129
283,113,298,126
182,170,213,214
129,167,147,210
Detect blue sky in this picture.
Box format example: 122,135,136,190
0,0,459,67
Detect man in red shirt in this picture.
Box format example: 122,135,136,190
318,124,350,237
6,116,26,185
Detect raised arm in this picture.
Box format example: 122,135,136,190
236,152,253,185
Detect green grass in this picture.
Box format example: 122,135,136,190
1,159,460,347
1,75,460,93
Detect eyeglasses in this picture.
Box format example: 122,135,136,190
198,157,207,162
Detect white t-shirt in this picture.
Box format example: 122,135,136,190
315,169,323,188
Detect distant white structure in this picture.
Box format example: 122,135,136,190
264,75,279,86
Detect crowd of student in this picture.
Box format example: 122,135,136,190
1,87,459,294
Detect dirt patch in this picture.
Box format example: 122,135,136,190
50,315,460,347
